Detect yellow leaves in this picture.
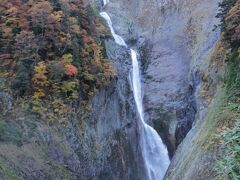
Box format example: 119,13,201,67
68,17,78,24
33,89,45,99
62,54,73,65
51,99,73,118
6,7,17,14
59,32,71,43
27,0,34,6
91,42,102,65
53,11,63,22
0,0,116,119
5,17,18,26
72,24,81,34
32,75,48,87
61,81,78,93
59,33,66,42
60,80,79,100
35,62,47,75
68,17,81,34
32,62,49,87
2,28,12,37
81,48,90,57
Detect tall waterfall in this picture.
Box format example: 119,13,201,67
100,5,170,180
131,50,170,180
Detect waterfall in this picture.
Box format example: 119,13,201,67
102,0,110,6
99,12,127,47
131,50,170,180
100,5,170,180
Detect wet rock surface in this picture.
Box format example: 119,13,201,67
102,0,220,157
141,42,196,157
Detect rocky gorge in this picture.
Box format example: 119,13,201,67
0,0,239,179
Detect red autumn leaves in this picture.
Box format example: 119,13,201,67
65,64,78,76
0,54,14,59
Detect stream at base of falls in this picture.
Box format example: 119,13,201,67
100,2,170,179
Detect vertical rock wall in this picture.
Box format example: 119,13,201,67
100,0,220,156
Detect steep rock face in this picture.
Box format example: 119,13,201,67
141,0,221,157
102,0,220,156
0,0,224,179
88,41,147,179
164,91,225,179
0,41,146,179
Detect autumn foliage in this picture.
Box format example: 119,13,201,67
0,0,114,118
217,0,240,47
224,0,240,47
65,64,78,76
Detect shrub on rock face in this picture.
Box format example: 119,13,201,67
65,64,78,76
215,1,240,179
11,60,32,96
216,120,240,179
225,0,240,48
217,0,239,47
32,62,49,87
48,61,66,81
0,0,115,119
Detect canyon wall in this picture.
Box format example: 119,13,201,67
0,0,225,179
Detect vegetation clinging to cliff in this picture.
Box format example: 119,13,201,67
0,0,115,120
217,0,239,48
215,0,240,178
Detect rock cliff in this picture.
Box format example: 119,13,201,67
101,0,220,157
0,0,232,179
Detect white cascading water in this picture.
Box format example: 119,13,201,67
100,2,170,179
102,0,110,6
99,12,127,47
131,50,170,180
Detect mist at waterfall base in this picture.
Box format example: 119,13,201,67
131,50,170,179
100,9,170,180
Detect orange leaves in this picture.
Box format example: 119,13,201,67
0,0,115,113
65,64,78,76
62,53,78,76
33,89,46,99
